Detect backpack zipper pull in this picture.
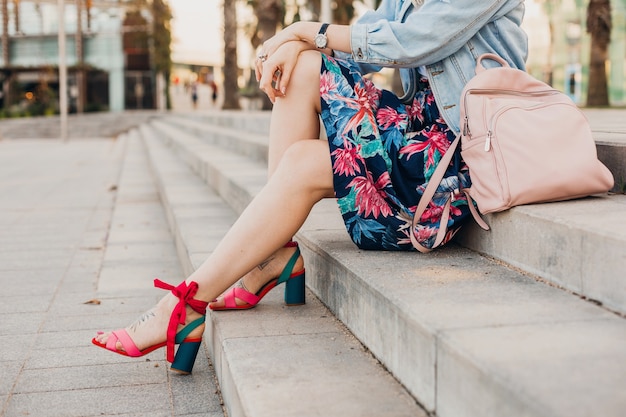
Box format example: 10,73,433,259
463,116,471,137
484,131,492,152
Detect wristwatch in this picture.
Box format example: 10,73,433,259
314,23,330,49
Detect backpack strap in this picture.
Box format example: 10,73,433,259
410,133,489,252
463,189,489,231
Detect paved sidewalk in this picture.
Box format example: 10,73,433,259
0,134,223,417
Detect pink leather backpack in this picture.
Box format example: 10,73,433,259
411,53,614,252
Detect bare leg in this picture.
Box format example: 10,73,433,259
189,139,333,300
211,51,325,307
95,140,334,351
94,50,331,352
268,51,323,176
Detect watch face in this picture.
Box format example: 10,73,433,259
314,34,327,49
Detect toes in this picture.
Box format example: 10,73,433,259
208,297,224,309
95,332,110,344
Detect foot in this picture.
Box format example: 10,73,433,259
208,244,304,309
93,292,205,354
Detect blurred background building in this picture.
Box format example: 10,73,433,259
0,0,162,116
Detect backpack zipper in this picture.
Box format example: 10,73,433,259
462,88,561,151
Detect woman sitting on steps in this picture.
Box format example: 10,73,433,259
93,0,528,374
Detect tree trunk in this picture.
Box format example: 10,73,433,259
307,0,354,25
586,0,611,106
2,0,8,67
252,0,282,110
222,0,240,110
151,0,173,110
13,0,19,33
75,0,85,113
2,0,10,110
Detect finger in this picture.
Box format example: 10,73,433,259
277,67,292,95
255,53,268,80
259,71,276,102
255,60,263,82
258,62,274,91
264,85,276,103
272,70,286,99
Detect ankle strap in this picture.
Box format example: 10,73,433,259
154,279,208,362
276,246,301,286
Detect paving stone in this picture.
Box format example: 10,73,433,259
0,294,53,314
0,248,75,270
97,262,183,296
14,361,167,393
0,361,23,395
0,312,45,336
4,384,171,417
0,268,63,296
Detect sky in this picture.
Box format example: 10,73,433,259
169,0,222,66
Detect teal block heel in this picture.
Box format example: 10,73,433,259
210,241,306,311
284,271,306,306
171,340,202,374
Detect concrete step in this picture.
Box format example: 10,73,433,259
173,110,272,136
162,114,269,164
457,193,626,315
298,200,626,417
146,112,626,417
160,112,626,316
148,118,267,216
138,123,426,417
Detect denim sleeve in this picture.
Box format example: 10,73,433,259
330,0,397,75
350,0,523,68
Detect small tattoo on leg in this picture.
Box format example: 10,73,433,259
257,256,275,271
129,310,155,332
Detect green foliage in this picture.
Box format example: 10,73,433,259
151,0,173,75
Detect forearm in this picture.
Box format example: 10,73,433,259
287,21,352,56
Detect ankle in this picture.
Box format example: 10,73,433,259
156,292,204,325
243,245,304,291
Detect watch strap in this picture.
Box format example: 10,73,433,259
315,23,330,49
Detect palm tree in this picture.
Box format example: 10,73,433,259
250,0,283,48
538,0,562,86
222,0,241,109
586,0,611,106
249,0,283,109
151,0,173,109
76,0,85,113
306,0,354,25
2,0,10,110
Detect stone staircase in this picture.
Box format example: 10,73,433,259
130,110,625,417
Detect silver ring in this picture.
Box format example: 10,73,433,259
258,53,268,62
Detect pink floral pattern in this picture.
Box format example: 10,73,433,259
320,55,472,250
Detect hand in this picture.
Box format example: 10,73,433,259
257,41,311,103
255,22,301,66
254,23,303,82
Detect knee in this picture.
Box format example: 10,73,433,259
289,51,322,94
273,140,333,196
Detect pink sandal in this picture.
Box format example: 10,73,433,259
210,242,306,310
92,279,208,374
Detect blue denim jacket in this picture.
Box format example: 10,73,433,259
336,0,528,134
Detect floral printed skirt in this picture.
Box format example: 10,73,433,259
319,55,472,251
